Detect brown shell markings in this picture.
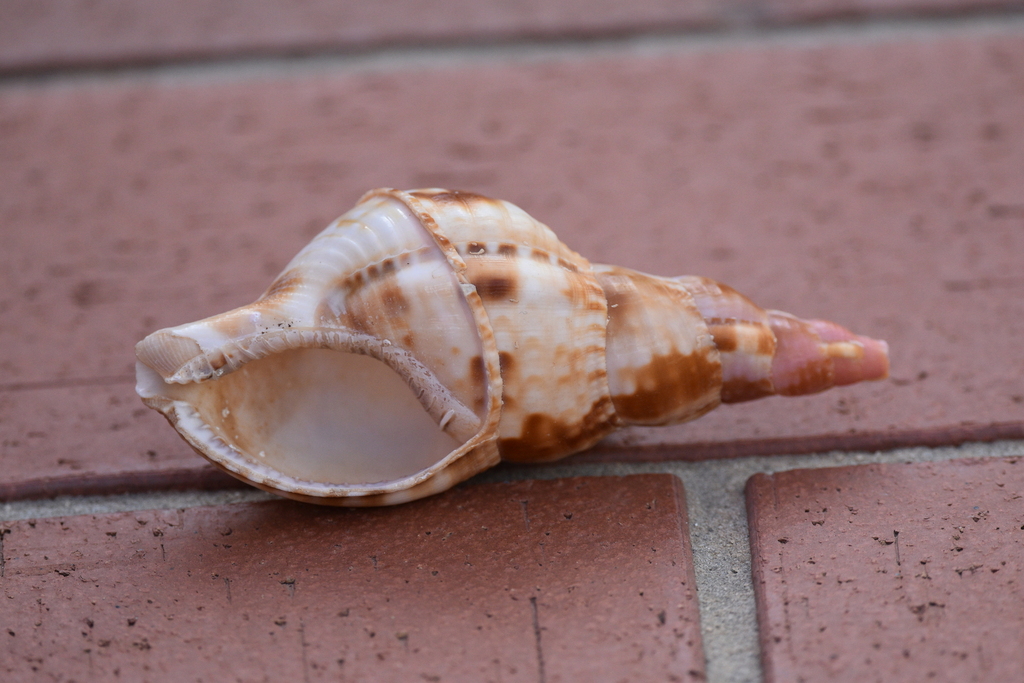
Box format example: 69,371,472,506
135,189,890,506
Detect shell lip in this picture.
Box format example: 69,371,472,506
135,324,504,502
153,394,500,501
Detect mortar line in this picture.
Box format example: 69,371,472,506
1,440,1021,524
0,375,135,393
2,11,1024,88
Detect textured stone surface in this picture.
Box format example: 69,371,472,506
747,456,1024,682
0,475,705,681
2,26,1023,498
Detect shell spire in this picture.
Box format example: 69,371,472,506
671,275,889,402
135,188,889,506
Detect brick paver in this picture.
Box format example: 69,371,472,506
1,475,705,681
2,27,1022,499
0,383,243,500
5,0,1021,75
747,456,1024,682
0,0,722,74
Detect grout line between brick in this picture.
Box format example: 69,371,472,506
0,439,1021,683
2,12,1024,88
0,375,135,393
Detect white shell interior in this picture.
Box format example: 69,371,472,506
151,348,462,484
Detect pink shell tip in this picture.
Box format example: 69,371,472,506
808,319,890,386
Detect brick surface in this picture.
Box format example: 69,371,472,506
0,475,704,681
4,1,1022,75
0,378,242,501
3,28,1023,498
0,0,721,74
747,456,1024,682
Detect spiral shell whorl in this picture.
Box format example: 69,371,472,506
595,265,722,427
403,190,617,463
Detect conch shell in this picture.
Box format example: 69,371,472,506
136,189,889,506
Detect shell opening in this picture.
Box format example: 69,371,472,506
150,346,471,486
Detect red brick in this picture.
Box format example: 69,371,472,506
0,475,705,681
0,0,721,74
2,30,1023,498
0,383,240,500
4,1,1019,75
747,457,1024,682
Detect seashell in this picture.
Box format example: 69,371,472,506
136,189,890,506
